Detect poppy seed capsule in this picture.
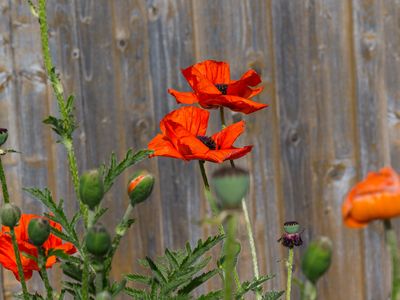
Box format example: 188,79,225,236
0,204,21,228
127,170,155,206
85,224,111,257
278,221,303,248
284,221,300,234
0,128,8,146
28,218,51,246
79,169,104,210
211,167,250,210
301,236,333,284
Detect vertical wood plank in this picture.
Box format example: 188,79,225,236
352,0,391,299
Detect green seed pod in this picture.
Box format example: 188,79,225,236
95,291,112,300
127,170,155,206
0,204,21,228
301,236,333,284
85,224,111,257
0,128,8,147
283,221,300,234
28,218,51,246
211,167,250,210
79,169,104,210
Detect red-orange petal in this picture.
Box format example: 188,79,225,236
168,89,199,104
212,121,246,149
183,60,231,86
148,134,185,160
198,94,268,114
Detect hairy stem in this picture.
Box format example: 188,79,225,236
384,220,400,300
286,248,294,300
220,107,227,129
10,228,29,299
223,214,237,300
38,247,53,300
0,157,10,204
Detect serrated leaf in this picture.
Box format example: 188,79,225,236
124,287,149,298
125,274,152,285
110,279,127,297
197,290,223,300
178,269,219,295
146,256,167,284
262,291,285,300
235,275,275,299
165,248,179,269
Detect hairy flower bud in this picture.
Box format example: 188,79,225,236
301,236,333,283
0,128,8,147
85,224,111,257
211,167,250,210
127,170,155,206
278,221,303,248
0,204,21,228
28,218,51,246
80,169,104,210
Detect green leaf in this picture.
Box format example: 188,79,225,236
110,279,127,297
262,291,285,300
125,274,152,285
102,149,153,193
178,269,220,295
146,256,167,284
235,275,275,299
197,290,223,300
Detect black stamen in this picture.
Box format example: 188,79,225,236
215,83,228,95
0,128,7,134
197,135,216,150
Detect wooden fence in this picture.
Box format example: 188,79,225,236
0,0,399,299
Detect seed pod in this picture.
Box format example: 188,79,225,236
301,236,333,283
95,291,112,300
211,167,250,210
0,128,8,146
85,224,111,257
127,170,155,206
28,218,51,246
278,221,303,248
79,169,104,210
283,221,300,234
0,204,21,228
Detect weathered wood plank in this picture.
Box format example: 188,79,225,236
352,0,391,299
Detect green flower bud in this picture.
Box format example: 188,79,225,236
301,236,333,284
28,218,51,246
85,224,111,257
95,291,112,300
80,169,104,210
211,167,250,210
127,170,155,206
0,128,8,146
0,204,21,228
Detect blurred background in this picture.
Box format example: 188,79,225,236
0,0,399,299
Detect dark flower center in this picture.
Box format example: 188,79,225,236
215,84,228,95
0,128,7,134
197,135,216,150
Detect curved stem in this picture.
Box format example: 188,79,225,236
10,228,29,299
38,247,53,300
220,107,227,129
0,157,10,204
384,220,400,300
286,248,294,300
223,214,237,300
242,198,260,279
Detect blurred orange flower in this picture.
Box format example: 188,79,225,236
0,214,76,280
342,167,400,228
148,106,252,163
168,60,267,114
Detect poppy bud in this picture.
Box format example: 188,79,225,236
79,169,104,210
301,236,333,283
28,218,51,246
211,167,250,210
278,221,303,248
95,291,112,300
0,204,21,228
0,128,8,146
85,224,111,257
127,170,155,206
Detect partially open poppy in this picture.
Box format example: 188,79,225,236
168,60,267,114
0,214,76,280
148,106,252,163
342,167,400,228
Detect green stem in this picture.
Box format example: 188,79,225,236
105,203,135,274
220,107,227,129
286,248,294,300
384,219,400,300
223,214,237,300
0,157,10,204
10,228,29,299
301,280,317,300
38,247,53,300
82,258,89,300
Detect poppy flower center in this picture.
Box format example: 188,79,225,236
215,84,228,95
197,135,216,150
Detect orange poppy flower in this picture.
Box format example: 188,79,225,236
0,214,76,280
148,106,252,163
168,60,267,114
342,167,400,228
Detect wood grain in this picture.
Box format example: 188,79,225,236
0,0,399,299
